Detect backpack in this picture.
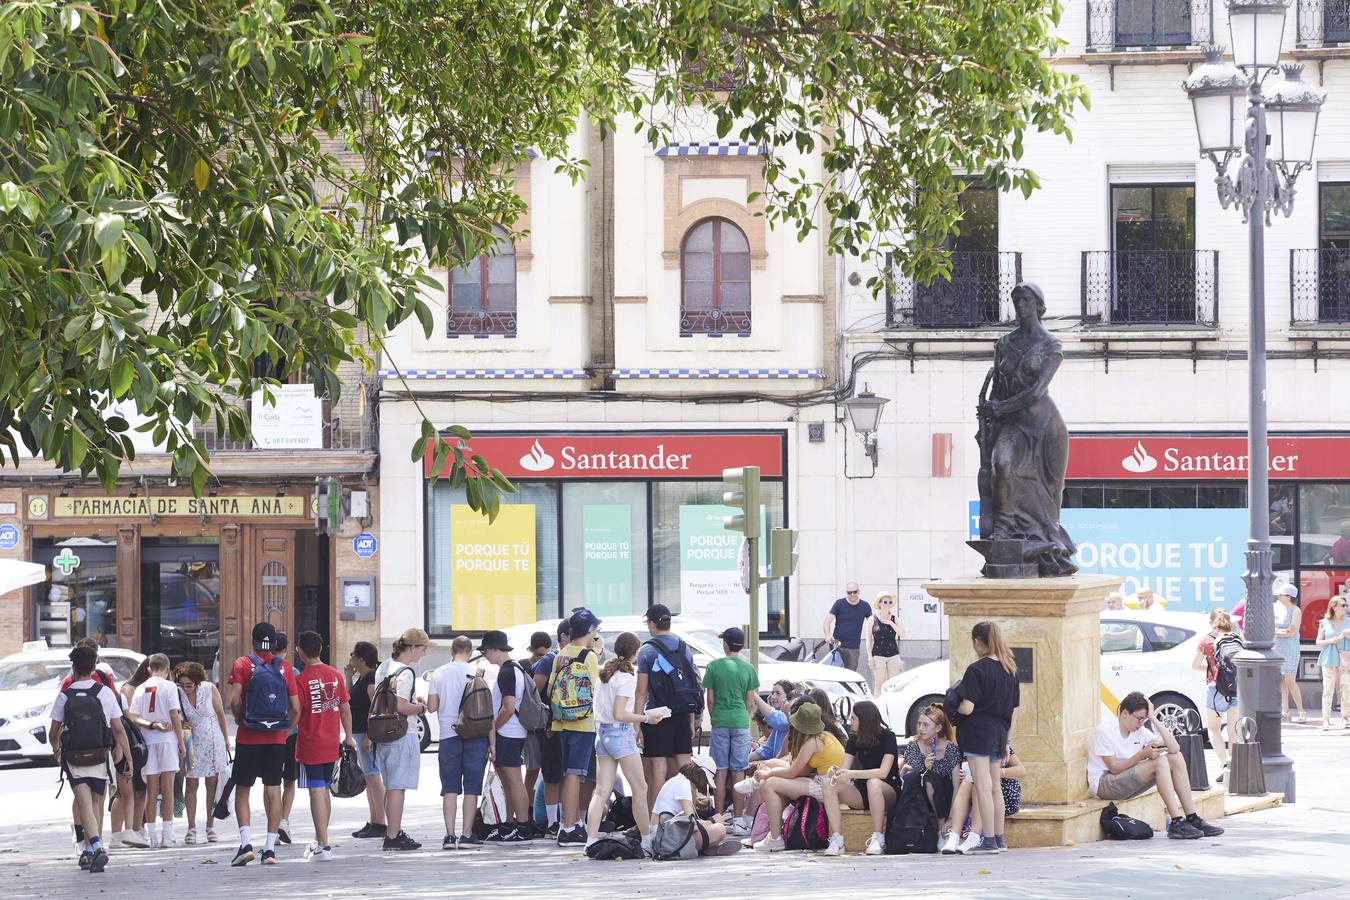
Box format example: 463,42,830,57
60,683,114,767
241,654,290,732
1100,802,1154,840
783,797,829,851
599,795,635,833
650,812,698,860
1213,633,1244,702
472,769,509,838
512,661,549,732
885,770,939,854
329,742,366,799
643,639,702,715
367,665,413,744
121,713,148,775
549,649,595,723
586,833,645,861
456,672,494,739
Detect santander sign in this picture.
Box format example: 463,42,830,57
1067,435,1350,481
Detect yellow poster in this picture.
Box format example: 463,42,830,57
450,504,536,630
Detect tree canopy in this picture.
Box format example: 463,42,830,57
0,0,1084,516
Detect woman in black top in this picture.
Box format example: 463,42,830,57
345,641,387,838
863,591,905,691
955,621,1019,856
826,701,898,855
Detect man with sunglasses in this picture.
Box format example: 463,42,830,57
1087,691,1223,840
823,582,871,672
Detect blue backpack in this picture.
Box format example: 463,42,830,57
242,654,290,731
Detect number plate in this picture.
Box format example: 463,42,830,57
190,638,214,648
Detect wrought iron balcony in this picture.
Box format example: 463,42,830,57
1296,0,1350,45
1087,0,1214,50
192,379,377,453
886,251,1021,329
1291,248,1350,324
448,309,517,337
1081,250,1219,327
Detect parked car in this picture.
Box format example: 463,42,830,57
410,616,872,752
878,609,1209,738
0,642,145,761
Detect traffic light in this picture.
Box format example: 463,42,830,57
722,466,761,539
769,528,799,578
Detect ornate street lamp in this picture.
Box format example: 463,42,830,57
842,384,889,467
1181,0,1326,803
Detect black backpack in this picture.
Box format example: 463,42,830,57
586,832,645,860
644,639,703,715
783,797,829,851
1213,634,1244,702
121,712,148,775
60,683,113,766
1100,802,1154,840
599,795,636,833
885,770,939,854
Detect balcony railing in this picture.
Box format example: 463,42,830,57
193,380,377,452
1087,0,1214,50
1291,248,1350,324
1296,0,1350,45
1081,250,1219,326
886,251,1021,328
448,309,517,337
680,306,751,336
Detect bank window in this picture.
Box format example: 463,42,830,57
650,480,786,637
561,483,650,617
427,480,559,635
1298,484,1350,565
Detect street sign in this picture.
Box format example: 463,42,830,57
0,525,18,551
353,532,378,559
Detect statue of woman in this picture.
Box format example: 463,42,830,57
976,282,1077,576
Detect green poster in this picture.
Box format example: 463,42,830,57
582,504,633,615
678,504,767,632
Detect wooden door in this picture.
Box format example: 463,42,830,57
252,529,296,643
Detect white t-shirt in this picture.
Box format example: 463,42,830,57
594,670,636,726
130,675,181,746
652,773,695,817
1087,718,1153,793
492,662,527,739
53,678,123,726
427,660,475,733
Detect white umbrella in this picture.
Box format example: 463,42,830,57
0,559,47,595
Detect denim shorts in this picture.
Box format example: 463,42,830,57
559,729,597,778
298,762,334,790
596,723,639,760
439,735,490,796
1207,684,1236,715
709,727,751,772
495,735,526,769
353,732,380,777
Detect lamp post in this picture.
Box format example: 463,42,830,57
1182,0,1326,802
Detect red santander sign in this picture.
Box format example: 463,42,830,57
1067,434,1350,480
426,432,785,479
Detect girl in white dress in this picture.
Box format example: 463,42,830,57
175,662,229,843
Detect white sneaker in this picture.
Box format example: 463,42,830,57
314,846,332,862
303,841,320,861
957,832,982,855
823,833,845,856
865,833,885,856
184,829,198,845
725,820,750,838
108,834,124,850
121,830,148,849
940,831,960,854
733,777,756,796
753,834,786,852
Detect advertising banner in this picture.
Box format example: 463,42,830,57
1067,434,1350,480
450,504,536,630
678,505,767,633
1063,508,1249,612
582,504,634,616
251,384,324,449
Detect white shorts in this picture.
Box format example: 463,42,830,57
143,742,180,776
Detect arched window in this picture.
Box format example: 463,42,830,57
681,217,751,335
448,226,517,336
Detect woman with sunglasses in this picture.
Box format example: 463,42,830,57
863,591,905,691
174,661,229,844
1315,594,1350,730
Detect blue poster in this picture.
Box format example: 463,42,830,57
1063,508,1249,612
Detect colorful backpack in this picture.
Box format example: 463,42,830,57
783,797,829,851
549,649,594,723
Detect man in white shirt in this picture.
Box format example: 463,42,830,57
426,635,487,847
129,653,185,848
1087,691,1223,840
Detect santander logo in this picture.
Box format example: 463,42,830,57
1121,441,1158,474
518,439,556,472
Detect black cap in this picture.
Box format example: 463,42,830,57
719,627,746,650
478,630,513,653
568,607,601,637
644,604,674,625
274,631,289,653
251,622,277,651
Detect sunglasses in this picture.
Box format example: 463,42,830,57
846,590,860,595
880,600,894,606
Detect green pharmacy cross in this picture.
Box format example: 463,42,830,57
53,548,81,576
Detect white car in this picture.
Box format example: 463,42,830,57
410,616,872,751
878,609,1209,738
0,644,145,761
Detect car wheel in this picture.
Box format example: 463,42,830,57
906,694,947,737
1151,692,1200,738
415,713,432,753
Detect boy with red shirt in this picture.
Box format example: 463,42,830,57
228,622,300,867
293,631,354,861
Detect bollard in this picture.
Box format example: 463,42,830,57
1229,716,1266,797
1175,708,1209,791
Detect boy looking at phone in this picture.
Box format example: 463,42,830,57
1087,691,1223,840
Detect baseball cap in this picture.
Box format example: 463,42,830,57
251,622,277,651
1277,582,1299,598
644,604,674,625
719,627,746,651
478,630,513,653
274,631,289,653
568,607,601,637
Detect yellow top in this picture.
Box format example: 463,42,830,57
808,732,845,775
547,643,600,733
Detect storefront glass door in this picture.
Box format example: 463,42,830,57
32,539,118,647
141,540,220,673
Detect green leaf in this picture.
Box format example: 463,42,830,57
93,212,125,250
110,358,134,396
69,429,88,469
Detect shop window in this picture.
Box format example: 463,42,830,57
681,217,751,335
1295,571,1350,642
561,483,651,618
427,481,559,635
448,225,517,337
1299,484,1350,565
651,480,786,637
32,539,117,648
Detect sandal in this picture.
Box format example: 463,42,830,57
1297,713,1308,724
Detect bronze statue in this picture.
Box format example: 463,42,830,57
971,282,1077,578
